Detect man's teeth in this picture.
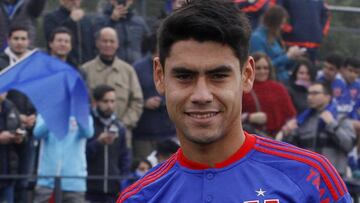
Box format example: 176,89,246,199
188,112,217,119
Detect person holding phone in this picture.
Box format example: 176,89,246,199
86,85,130,203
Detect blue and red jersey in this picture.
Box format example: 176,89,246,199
117,133,351,203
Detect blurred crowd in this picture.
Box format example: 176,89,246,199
0,0,359,203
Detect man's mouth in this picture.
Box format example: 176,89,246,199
186,112,219,119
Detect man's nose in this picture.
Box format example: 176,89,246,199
190,77,213,104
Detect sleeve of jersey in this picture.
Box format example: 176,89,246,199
297,164,352,203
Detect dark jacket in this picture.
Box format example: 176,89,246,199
132,55,176,140
86,108,130,195
0,0,46,51
0,99,22,188
95,6,150,64
287,83,308,114
43,6,96,65
276,0,330,48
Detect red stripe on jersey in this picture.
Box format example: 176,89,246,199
257,136,347,193
178,132,256,169
254,140,345,201
117,153,177,203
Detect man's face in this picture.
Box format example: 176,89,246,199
343,65,360,84
322,62,338,82
96,30,119,58
154,40,254,145
49,33,72,58
60,0,81,10
307,84,330,110
96,91,116,117
8,30,29,56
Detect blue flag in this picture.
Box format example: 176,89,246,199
0,50,90,139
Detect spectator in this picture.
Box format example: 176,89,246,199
95,0,150,64
48,26,80,71
282,82,356,176
81,27,143,149
250,5,305,82
0,92,25,203
0,25,31,68
0,25,37,203
43,0,96,65
337,57,360,118
276,0,330,62
317,53,349,115
33,115,94,203
86,84,130,203
242,52,296,138
120,159,152,191
0,0,46,51
234,0,275,29
132,33,176,160
287,58,316,114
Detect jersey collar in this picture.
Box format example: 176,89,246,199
177,132,256,170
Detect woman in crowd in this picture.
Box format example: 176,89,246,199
242,52,297,138
250,5,305,82
287,58,316,114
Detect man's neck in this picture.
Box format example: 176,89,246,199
52,53,67,62
99,55,115,66
179,128,245,167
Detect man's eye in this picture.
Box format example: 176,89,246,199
211,74,228,80
175,74,193,81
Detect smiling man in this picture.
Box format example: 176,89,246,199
117,0,351,202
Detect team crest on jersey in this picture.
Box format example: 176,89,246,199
244,189,280,203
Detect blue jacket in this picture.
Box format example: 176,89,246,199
250,26,292,81
118,133,351,203
132,55,176,140
34,115,94,192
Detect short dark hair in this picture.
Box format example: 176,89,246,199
312,81,332,96
158,0,251,68
325,53,343,69
344,57,360,69
262,5,287,36
49,26,73,43
8,25,29,38
92,84,115,101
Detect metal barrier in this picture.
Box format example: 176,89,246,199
0,174,136,203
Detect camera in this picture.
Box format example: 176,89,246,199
108,124,119,138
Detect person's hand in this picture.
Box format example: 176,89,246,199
249,112,267,125
13,129,25,144
145,96,162,110
320,110,335,124
111,4,128,21
286,46,305,59
70,8,85,22
0,131,15,144
281,118,298,135
97,132,116,145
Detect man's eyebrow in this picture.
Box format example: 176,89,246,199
171,67,198,74
205,65,233,74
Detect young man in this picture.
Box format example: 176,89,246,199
86,84,130,203
118,0,351,202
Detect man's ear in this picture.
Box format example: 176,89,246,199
153,57,165,95
242,56,255,93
